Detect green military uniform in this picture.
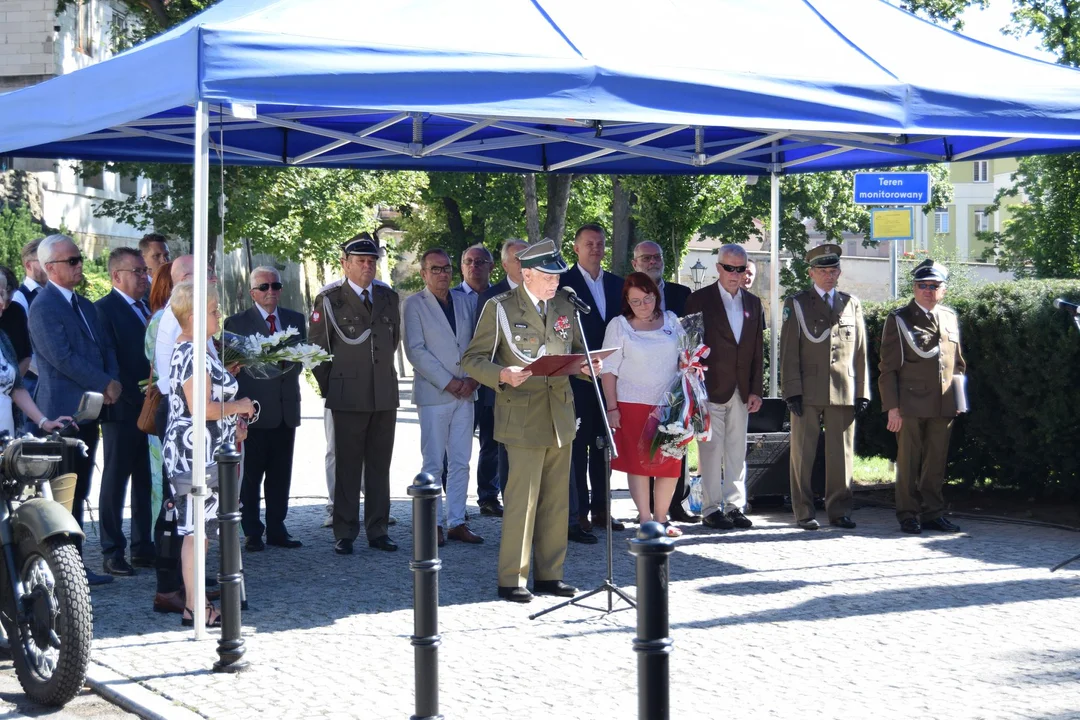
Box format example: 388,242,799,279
311,237,401,546
878,260,966,527
779,244,870,525
461,241,585,591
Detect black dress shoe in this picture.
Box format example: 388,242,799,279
568,525,599,544
669,507,701,524
727,509,753,529
334,538,354,555
103,557,135,576
592,514,626,532
131,555,156,569
702,511,735,530
829,516,857,529
533,579,578,597
369,536,398,552
245,536,265,552
923,516,961,533
267,535,303,549
497,586,533,603
900,518,922,534
479,500,504,517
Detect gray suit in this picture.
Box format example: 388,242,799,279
402,288,476,528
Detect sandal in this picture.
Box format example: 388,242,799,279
181,603,222,628
662,522,683,538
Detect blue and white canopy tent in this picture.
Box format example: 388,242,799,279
4,0,1080,636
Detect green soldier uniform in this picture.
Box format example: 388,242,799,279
779,244,870,528
461,239,585,598
311,235,401,550
878,259,966,533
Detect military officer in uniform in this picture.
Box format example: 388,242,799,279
462,239,599,603
779,244,870,530
878,259,967,535
311,233,401,554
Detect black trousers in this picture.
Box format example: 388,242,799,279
62,421,99,554
99,419,153,561
570,378,608,518
332,409,395,542
240,423,297,541
153,399,182,594
474,399,500,504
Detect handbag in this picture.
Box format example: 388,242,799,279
137,364,162,435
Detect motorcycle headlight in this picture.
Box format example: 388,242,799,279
3,440,61,483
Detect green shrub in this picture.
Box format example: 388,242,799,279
0,204,43,273
855,279,1080,497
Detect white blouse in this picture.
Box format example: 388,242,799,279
601,312,684,406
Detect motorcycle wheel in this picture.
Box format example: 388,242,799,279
1,534,92,706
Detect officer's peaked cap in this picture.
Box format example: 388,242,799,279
516,238,569,274
912,258,948,283
342,231,381,257
806,243,842,268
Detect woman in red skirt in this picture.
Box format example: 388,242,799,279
601,273,685,537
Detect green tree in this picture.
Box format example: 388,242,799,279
0,204,44,272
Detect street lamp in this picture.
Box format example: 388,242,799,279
690,259,706,289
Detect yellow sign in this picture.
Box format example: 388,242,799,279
871,208,914,240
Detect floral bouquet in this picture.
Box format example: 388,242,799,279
219,327,332,379
641,312,712,461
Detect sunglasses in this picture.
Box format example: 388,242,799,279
719,263,747,274
915,282,943,291
462,259,491,267
47,256,83,267
253,282,283,292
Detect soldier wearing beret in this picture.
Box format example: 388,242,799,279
462,239,600,603
311,233,401,555
878,259,967,534
779,243,870,530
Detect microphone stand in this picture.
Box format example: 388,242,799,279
530,305,636,620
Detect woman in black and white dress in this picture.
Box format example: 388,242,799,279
163,280,254,627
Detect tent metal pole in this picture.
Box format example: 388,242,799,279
770,171,780,398
191,100,210,640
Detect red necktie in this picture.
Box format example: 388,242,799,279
267,314,277,333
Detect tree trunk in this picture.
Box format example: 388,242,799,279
142,0,170,26
523,174,541,244
442,196,468,247
542,174,574,244
611,175,631,275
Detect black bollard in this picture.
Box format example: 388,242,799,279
407,472,443,720
628,521,675,720
213,442,248,673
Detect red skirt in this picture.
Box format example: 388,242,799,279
610,402,683,478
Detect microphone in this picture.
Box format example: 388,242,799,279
562,287,592,315
1053,298,1080,315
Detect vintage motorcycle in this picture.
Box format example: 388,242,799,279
0,392,101,706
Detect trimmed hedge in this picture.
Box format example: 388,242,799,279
854,280,1080,496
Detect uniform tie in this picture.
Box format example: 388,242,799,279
537,300,546,318
361,288,372,312
267,313,277,333
826,291,834,310
926,310,938,334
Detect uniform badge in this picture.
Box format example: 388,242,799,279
783,306,791,322
514,323,528,329
553,315,571,341
514,335,522,341
311,310,320,322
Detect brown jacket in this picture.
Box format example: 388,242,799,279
684,284,764,404
878,300,967,418
779,288,870,406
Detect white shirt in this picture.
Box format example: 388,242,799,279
577,264,607,319
114,287,149,324
601,312,684,405
507,277,520,290
814,285,836,308
12,277,41,312
522,283,545,317
256,303,280,332
154,303,219,394
720,285,744,342
347,278,373,302
914,300,937,323
51,281,94,339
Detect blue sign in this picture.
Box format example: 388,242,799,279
853,172,931,205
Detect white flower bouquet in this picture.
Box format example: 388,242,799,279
219,327,332,379
642,312,712,460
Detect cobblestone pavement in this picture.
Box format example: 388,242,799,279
75,383,1080,720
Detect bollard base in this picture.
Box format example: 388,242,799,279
212,658,251,674
409,715,444,720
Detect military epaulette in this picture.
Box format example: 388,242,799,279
318,278,344,295
491,290,515,304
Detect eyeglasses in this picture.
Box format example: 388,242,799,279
635,253,663,263
119,267,150,276
719,263,747,274
253,282,283,292
628,296,657,308
463,259,491,267
915,282,943,291
47,256,83,267
427,265,453,275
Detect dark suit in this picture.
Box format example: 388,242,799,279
224,305,306,542
558,265,624,520
93,290,154,562
29,282,119,537
476,278,513,500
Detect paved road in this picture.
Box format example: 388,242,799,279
0,658,135,718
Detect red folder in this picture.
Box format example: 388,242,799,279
523,348,617,377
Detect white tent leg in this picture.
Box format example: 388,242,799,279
770,171,780,398
191,100,210,640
